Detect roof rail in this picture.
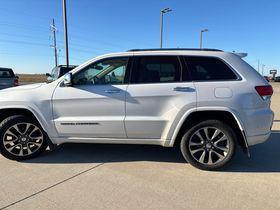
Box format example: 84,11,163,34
127,48,223,52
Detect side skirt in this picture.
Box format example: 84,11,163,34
50,137,172,147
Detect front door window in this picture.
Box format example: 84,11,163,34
73,57,128,86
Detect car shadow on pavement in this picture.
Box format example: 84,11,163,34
24,143,186,164
24,132,280,173
224,131,280,173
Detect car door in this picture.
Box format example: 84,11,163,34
52,56,130,138
125,55,196,140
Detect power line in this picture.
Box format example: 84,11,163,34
0,7,52,21
0,32,49,40
0,53,52,58
0,31,106,53
0,39,99,56
0,21,49,32
0,22,152,52
0,39,50,47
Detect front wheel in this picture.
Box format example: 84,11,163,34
0,115,48,161
180,120,236,171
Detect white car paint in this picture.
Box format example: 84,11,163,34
0,50,274,148
125,82,196,139
52,84,128,138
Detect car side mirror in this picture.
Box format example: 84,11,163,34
63,73,73,86
46,73,51,77
15,75,19,79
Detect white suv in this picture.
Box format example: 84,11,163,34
0,49,274,170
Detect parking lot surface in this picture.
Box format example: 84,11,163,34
1,83,280,210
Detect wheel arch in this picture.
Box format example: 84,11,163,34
0,106,49,133
170,108,249,155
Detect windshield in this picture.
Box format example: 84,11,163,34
48,67,59,81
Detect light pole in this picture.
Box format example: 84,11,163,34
160,8,172,48
200,29,209,49
62,0,69,67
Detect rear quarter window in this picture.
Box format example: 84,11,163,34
184,56,238,81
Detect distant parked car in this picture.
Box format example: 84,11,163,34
264,76,270,82
274,76,280,82
0,67,18,89
46,65,77,82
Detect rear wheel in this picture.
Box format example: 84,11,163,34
180,120,236,171
0,115,47,161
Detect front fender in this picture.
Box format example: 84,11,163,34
0,103,57,140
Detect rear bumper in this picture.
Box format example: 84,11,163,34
242,108,274,146
247,132,271,146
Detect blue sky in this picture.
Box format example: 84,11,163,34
0,0,279,75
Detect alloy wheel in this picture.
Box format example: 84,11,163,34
3,123,44,157
188,127,230,165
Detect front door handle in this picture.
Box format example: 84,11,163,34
105,89,121,94
173,87,195,92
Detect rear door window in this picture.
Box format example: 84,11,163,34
183,56,238,81
131,56,181,84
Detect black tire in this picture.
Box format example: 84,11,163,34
180,120,236,171
0,115,47,161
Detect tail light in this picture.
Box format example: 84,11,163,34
14,78,19,86
255,85,273,100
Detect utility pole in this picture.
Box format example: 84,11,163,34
262,64,265,76
200,29,209,49
50,19,58,67
257,59,260,73
62,0,69,67
160,8,172,48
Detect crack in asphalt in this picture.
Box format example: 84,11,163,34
1,162,105,210
0,146,141,210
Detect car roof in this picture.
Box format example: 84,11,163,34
0,67,13,71
127,48,223,52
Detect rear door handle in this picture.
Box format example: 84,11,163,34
105,89,121,94
173,87,195,92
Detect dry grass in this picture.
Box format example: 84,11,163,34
16,74,46,85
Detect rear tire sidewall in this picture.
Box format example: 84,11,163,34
0,116,47,161
180,120,236,171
